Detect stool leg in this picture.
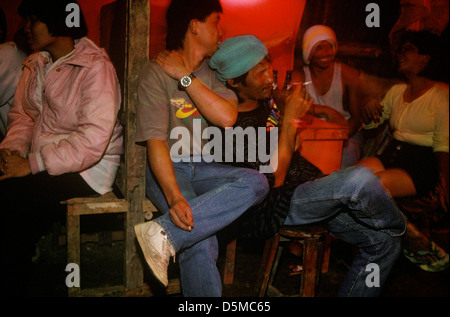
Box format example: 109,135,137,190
255,234,280,297
300,237,321,297
67,205,81,297
224,238,237,285
269,244,283,286
321,235,332,273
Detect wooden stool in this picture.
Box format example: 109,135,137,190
255,225,328,297
223,238,237,285
63,193,240,296
62,193,158,296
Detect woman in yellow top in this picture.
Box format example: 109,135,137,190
360,30,449,272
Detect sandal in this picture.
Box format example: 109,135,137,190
403,241,449,272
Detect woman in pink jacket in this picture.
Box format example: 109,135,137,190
0,0,123,295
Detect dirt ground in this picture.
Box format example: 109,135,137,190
24,213,449,298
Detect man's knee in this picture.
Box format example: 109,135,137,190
239,168,270,201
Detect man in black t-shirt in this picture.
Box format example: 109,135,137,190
210,35,407,297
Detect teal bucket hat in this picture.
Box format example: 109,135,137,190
210,35,268,82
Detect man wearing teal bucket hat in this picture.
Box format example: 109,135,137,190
210,35,269,83
210,35,407,297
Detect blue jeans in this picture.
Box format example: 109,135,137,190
146,160,269,297
284,165,406,296
341,131,363,168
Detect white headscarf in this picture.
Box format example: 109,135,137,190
302,25,337,65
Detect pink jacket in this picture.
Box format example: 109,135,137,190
0,38,123,178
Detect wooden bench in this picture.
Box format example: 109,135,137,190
62,193,157,297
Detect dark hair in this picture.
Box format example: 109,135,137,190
166,0,223,50
399,30,440,56
0,8,6,43
398,30,441,79
226,73,248,104
18,0,88,40
225,55,272,103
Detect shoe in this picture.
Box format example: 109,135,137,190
403,241,449,272
134,221,175,286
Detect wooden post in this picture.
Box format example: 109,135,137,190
223,239,236,285
66,205,81,297
299,237,321,297
122,0,150,291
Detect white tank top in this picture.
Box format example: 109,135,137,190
303,63,350,120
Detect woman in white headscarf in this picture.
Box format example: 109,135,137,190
298,25,364,168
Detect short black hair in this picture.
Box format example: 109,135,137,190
0,8,7,43
226,73,248,104
166,0,223,51
399,30,440,56
18,0,88,40
398,30,441,80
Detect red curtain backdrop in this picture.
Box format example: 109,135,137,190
1,0,116,45
149,0,306,81
3,0,306,79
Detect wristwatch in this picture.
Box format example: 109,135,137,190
179,73,196,89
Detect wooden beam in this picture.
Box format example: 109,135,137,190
123,0,150,291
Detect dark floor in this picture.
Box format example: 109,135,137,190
24,214,449,298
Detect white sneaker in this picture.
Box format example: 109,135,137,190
134,221,175,287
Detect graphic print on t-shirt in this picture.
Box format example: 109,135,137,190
171,98,206,124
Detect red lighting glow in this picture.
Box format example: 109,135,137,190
149,0,306,80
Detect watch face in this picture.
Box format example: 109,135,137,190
181,75,192,88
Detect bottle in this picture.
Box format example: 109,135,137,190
282,70,293,95
272,70,279,91
278,70,293,113
271,70,280,101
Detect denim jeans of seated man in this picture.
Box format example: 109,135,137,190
145,160,269,297
284,165,407,296
341,131,364,168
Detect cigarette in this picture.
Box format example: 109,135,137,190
303,81,312,86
